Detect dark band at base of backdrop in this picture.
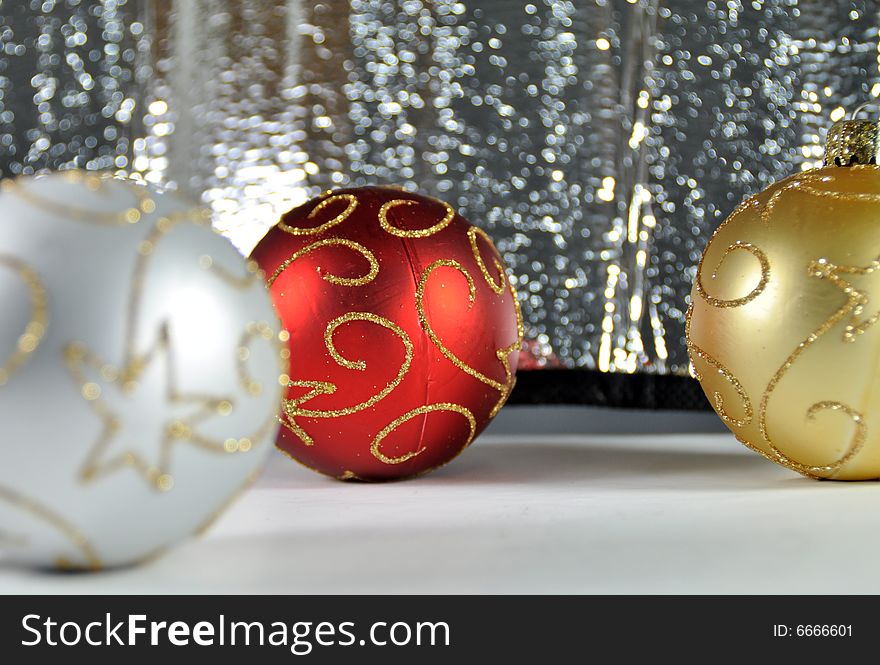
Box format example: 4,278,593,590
507,369,711,410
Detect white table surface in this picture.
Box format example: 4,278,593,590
3,431,879,594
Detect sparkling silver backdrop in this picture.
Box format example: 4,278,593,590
3,0,880,380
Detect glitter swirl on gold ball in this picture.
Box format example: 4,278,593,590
688,151,880,480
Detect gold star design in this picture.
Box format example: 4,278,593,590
64,323,236,492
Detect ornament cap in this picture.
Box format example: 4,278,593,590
825,119,880,166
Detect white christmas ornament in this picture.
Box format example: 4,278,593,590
0,171,287,569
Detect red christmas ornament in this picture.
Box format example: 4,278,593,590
251,186,523,481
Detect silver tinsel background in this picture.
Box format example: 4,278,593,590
2,0,878,379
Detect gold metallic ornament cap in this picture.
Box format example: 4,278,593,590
824,118,880,166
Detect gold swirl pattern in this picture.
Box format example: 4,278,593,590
759,170,880,227
282,313,414,446
278,193,358,236
761,179,801,226
695,194,761,270
695,195,760,266
379,198,454,238
417,260,498,389
278,411,321,448
759,174,833,226
370,403,476,464
487,274,525,418
685,303,753,427
0,484,101,570
416,259,521,418
266,237,379,288
468,226,506,295
694,241,770,308
268,190,522,471
491,274,525,417
758,256,877,477
0,255,48,386
687,198,769,428
804,401,866,468
3,170,155,225
694,174,880,477
489,344,520,418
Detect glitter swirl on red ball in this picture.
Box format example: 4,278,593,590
251,186,523,481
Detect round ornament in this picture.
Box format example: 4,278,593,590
0,171,287,569
688,116,880,480
251,186,523,481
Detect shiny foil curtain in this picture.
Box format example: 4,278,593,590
2,0,880,406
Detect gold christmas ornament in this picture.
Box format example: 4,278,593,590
687,111,880,480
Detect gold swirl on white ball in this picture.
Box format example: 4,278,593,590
0,172,287,569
